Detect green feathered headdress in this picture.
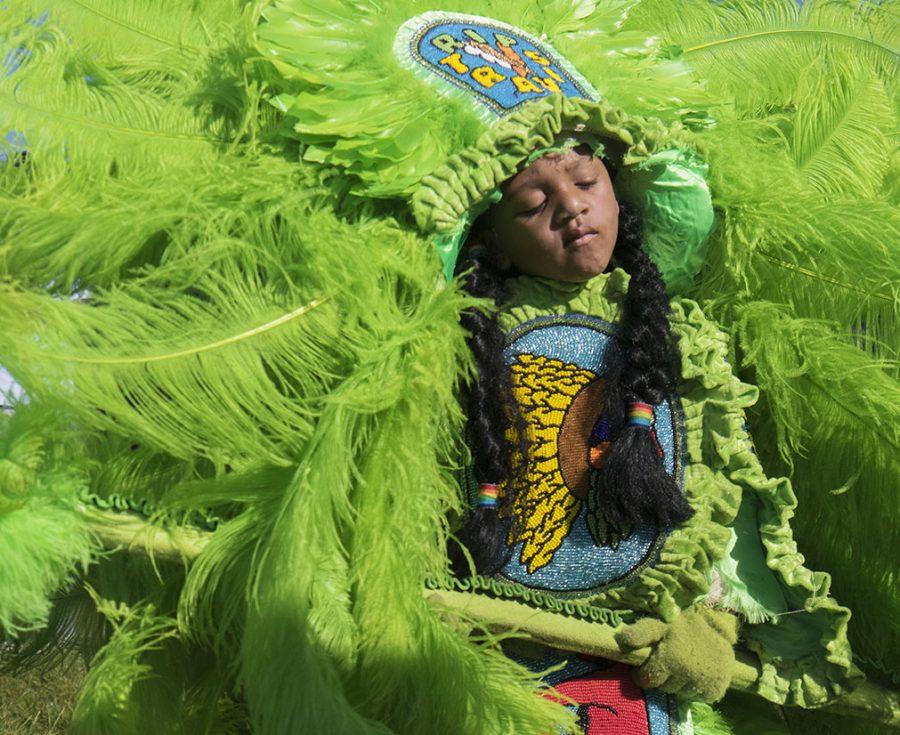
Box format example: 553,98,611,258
257,4,715,287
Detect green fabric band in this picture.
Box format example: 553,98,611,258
522,135,606,167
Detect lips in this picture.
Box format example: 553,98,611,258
565,227,597,248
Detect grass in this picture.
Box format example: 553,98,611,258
0,650,254,734
0,656,85,735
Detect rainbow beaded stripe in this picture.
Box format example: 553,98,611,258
478,483,500,508
627,402,654,428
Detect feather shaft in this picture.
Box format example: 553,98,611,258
2,93,231,146
56,297,327,365
67,0,202,53
684,28,899,58
757,251,894,303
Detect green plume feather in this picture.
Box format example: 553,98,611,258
0,498,94,636
624,0,898,114
0,1,286,291
69,594,177,735
0,409,96,636
789,71,893,199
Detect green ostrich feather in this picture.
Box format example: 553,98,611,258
1,211,579,730
0,409,96,636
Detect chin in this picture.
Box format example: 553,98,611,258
563,258,610,282
557,269,605,283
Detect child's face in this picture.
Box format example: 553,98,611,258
486,149,619,282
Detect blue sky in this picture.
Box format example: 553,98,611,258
0,365,24,405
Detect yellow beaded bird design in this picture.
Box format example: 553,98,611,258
502,353,629,573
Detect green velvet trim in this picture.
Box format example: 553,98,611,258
425,574,630,627
498,269,629,332
484,273,859,707
76,488,222,531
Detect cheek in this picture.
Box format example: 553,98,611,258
599,199,619,248
499,220,556,262
600,193,619,225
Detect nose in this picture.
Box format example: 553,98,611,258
553,183,588,226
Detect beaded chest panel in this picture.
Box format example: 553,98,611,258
496,313,685,596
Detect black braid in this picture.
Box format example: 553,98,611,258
449,254,523,575
615,205,680,405
591,204,694,528
458,258,515,484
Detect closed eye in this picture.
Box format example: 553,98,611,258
576,180,598,190
519,200,546,217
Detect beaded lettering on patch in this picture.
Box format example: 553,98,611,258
394,12,598,119
496,314,685,596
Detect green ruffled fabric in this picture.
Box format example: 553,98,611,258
473,271,859,707
75,487,223,531
413,95,684,232
669,297,859,708
424,574,629,627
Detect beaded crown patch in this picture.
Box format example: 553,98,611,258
394,12,598,119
